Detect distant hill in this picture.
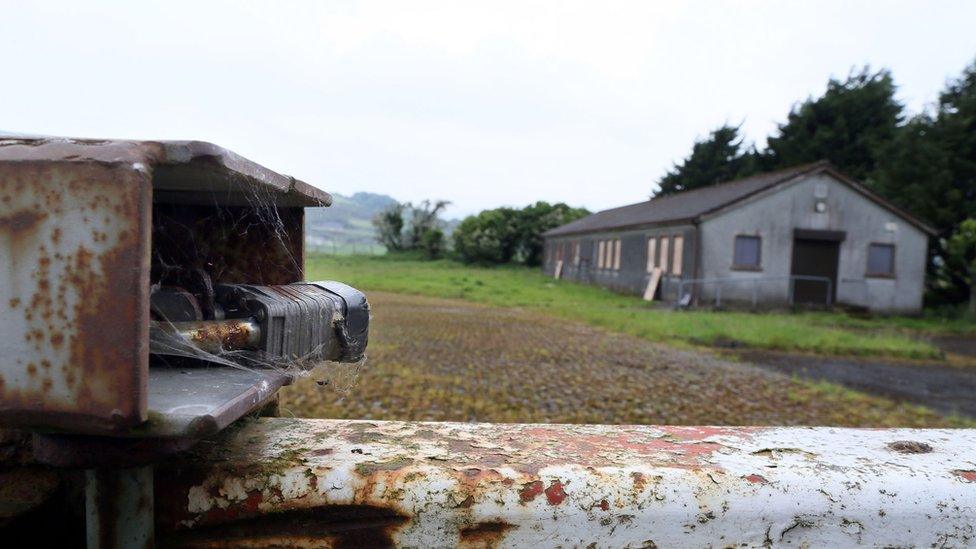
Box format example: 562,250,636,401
305,192,398,253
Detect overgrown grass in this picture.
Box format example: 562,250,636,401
307,254,966,360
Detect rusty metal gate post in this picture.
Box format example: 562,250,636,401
86,466,154,548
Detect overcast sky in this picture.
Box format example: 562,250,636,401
3,1,975,217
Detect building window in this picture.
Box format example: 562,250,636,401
573,242,580,265
867,243,895,277
596,241,605,269
672,235,684,275
646,237,657,272
612,239,621,270
659,236,670,274
733,235,761,269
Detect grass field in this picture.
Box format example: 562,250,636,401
307,254,973,360
280,292,971,427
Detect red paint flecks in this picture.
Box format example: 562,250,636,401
544,481,568,505
519,480,544,503
241,490,264,513
743,474,769,484
203,490,263,522
953,470,976,483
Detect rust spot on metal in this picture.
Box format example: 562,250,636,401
888,441,933,454
599,499,610,511
544,480,568,505
631,471,647,491
187,320,258,351
0,209,46,234
459,521,515,547
952,470,976,482
9,298,20,308
519,480,544,503
151,203,304,287
355,457,414,476
159,505,407,548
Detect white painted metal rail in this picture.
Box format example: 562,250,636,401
156,419,976,547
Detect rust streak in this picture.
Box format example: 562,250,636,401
0,210,46,234
459,521,516,547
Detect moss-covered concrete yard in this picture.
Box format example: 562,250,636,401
281,292,971,427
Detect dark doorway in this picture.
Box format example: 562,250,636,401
790,237,840,305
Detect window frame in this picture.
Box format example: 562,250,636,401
612,239,621,271
732,234,762,271
866,242,896,278
596,241,605,269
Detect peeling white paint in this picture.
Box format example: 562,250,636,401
160,420,976,547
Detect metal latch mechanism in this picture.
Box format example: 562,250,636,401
0,135,370,547
151,280,369,363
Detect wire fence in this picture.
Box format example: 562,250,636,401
675,274,833,309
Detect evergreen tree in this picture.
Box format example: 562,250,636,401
765,67,903,181
873,58,976,304
935,59,976,234
654,125,758,196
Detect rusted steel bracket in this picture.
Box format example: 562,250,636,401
156,419,976,547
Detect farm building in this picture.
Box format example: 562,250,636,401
542,161,935,313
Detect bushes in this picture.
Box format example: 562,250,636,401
453,201,588,265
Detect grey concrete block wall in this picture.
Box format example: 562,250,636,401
697,173,928,313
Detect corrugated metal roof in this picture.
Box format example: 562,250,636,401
544,160,939,237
